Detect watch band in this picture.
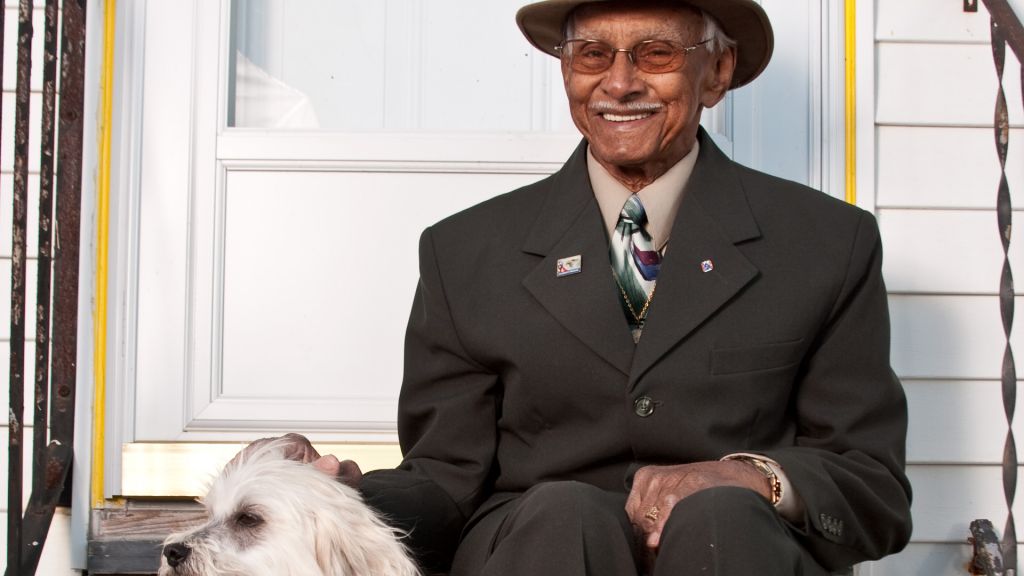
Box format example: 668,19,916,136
723,454,783,506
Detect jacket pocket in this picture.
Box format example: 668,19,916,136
711,338,805,375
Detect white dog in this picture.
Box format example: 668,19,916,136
159,439,420,576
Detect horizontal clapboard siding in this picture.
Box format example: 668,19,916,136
877,127,1024,209
871,0,1023,574
881,211,1023,295
905,379,1020,464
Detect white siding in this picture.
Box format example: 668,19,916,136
873,0,1024,573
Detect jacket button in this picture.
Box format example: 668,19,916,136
634,396,655,417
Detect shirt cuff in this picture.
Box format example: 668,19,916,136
720,452,805,523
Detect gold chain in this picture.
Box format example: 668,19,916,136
612,268,657,324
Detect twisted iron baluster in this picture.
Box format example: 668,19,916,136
991,16,1018,574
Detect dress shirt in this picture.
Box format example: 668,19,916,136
588,141,698,250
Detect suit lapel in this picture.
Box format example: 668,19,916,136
522,142,635,376
629,132,762,385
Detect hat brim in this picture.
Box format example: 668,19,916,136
515,0,773,89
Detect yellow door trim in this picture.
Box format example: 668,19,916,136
845,0,857,206
91,0,117,508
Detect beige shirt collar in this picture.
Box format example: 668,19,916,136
588,141,700,251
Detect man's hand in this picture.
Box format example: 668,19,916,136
625,460,771,552
231,432,364,488
310,453,364,488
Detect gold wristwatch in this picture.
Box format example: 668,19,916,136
735,456,783,506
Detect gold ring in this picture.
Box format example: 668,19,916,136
644,505,660,522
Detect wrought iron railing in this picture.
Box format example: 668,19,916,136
3,0,85,574
970,1,1024,575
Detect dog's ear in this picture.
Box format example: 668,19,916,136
313,508,354,575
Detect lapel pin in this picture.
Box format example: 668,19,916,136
701,259,714,273
557,255,582,277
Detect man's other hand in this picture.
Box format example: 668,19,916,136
625,460,771,552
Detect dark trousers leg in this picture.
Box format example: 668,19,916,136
451,481,640,576
654,486,830,576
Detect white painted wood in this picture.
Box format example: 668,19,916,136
904,379,1021,465
104,0,149,502
876,126,1024,209
183,0,227,448
1011,0,1024,29
876,0,992,44
0,91,43,172
730,0,837,192
217,131,581,165
0,4,46,92
857,542,973,576
876,42,1024,128
182,169,544,437
889,294,1024,380
855,0,877,214
878,209,1024,295
819,0,848,202
0,509,79,576
906,464,1024,543
71,0,106,565
131,0,198,443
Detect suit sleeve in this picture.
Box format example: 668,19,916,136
762,211,913,569
360,226,499,573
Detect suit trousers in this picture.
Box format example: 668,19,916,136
449,481,832,576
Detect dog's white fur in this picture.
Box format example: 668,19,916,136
159,439,419,576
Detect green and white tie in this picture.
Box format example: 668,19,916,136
609,195,662,342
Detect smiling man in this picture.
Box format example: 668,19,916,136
272,1,913,575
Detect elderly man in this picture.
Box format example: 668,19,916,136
282,1,912,575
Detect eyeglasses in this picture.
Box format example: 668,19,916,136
555,38,712,74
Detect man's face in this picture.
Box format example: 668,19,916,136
562,3,735,180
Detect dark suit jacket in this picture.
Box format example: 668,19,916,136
361,129,913,573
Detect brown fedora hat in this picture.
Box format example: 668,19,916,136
516,0,773,89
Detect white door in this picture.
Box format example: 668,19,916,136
106,0,847,495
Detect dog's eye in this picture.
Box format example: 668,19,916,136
234,511,263,528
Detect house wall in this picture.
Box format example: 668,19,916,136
859,1,1024,574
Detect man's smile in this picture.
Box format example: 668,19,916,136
600,111,656,122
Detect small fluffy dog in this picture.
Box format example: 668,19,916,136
159,439,419,576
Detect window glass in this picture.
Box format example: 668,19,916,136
228,0,574,132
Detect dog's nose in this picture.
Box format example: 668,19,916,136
163,542,191,567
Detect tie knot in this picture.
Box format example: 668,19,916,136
619,195,648,229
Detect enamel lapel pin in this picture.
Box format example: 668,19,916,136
557,255,582,277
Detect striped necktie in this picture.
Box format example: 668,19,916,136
609,195,662,342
